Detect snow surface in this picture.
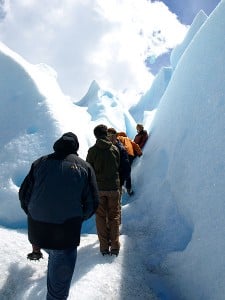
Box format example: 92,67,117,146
1,1,225,299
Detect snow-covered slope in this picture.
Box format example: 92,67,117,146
130,67,172,123
0,43,91,227
170,10,208,69
129,9,208,125
124,1,225,298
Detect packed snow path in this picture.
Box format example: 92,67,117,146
0,227,158,299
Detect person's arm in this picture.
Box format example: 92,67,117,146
18,164,35,214
139,132,149,149
82,164,99,221
86,148,94,168
131,141,142,157
118,143,131,180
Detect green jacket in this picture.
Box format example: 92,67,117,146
86,138,120,191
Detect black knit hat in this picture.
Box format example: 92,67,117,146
53,132,79,156
94,124,108,139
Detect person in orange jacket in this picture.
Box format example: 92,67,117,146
117,132,142,195
117,132,142,158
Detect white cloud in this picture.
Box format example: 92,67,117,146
0,0,188,107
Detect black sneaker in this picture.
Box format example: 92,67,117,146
101,249,110,256
110,249,119,256
127,189,134,196
27,251,43,261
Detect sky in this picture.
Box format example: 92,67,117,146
1,1,225,299
156,0,221,23
148,0,221,75
0,1,220,108
0,0,189,108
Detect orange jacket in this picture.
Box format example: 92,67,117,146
117,132,142,157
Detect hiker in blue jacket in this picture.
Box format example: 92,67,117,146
19,132,99,300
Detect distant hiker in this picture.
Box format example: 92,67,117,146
19,132,99,300
134,124,149,149
117,131,142,163
86,124,121,256
107,128,131,190
107,127,131,223
117,131,142,195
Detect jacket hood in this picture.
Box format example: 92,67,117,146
96,138,112,150
117,131,127,137
53,132,79,156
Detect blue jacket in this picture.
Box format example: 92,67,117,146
19,132,99,249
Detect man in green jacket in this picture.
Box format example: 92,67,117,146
86,124,121,256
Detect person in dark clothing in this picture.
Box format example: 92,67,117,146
19,132,99,300
107,128,131,223
117,131,142,195
107,128,131,189
134,124,149,149
86,125,121,256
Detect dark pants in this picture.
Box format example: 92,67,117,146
45,247,77,300
125,155,135,190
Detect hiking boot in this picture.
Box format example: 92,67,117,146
27,251,43,261
110,249,119,256
127,188,134,196
101,249,110,256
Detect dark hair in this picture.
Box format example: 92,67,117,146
94,124,108,138
136,124,144,130
107,128,117,135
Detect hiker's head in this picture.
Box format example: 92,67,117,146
136,124,144,132
53,132,79,156
94,124,108,139
107,128,117,143
117,132,127,138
